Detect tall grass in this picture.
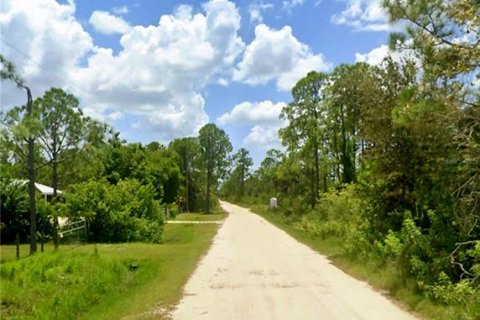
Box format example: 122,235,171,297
0,215,222,319
1,247,133,319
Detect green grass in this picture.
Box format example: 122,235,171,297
0,243,58,263
174,212,226,222
0,222,219,320
237,200,477,320
173,207,227,222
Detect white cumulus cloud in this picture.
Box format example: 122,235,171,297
234,24,330,91
355,43,417,65
89,10,131,35
1,0,246,142
218,100,287,150
112,6,129,15
74,0,245,140
217,100,286,126
244,125,284,150
0,0,93,108
331,0,392,32
248,1,273,23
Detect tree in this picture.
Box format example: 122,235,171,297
384,0,479,84
53,119,110,187
232,148,253,199
384,0,480,276
0,179,28,259
254,149,283,197
223,148,253,199
198,124,232,213
280,71,328,207
325,63,378,183
34,88,89,249
0,55,38,254
169,137,201,212
144,145,181,211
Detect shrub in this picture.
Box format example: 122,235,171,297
61,178,163,243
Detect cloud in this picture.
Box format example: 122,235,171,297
1,0,245,142
248,1,273,23
218,100,287,150
234,24,330,91
282,0,305,11
112,6,129,15
0,0,93,108
74,0,245,140
217,100,286,126
355,44,390,65
331,0,392,32
355,43,417,65
89,10,131,34
244,125,284,150
107,111,124,121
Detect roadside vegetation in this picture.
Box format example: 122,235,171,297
222,2,479,319
0,220,221,319
173,207,227,222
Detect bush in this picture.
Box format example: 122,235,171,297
291,185,367,239
422,272,480,319
60,178,163,243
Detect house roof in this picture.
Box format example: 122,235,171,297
34,182,63,196
13,180,63,196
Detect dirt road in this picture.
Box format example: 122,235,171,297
171,201,418,320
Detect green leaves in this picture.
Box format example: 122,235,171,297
223,148,253,199
0,54,25,88
383,0,480,82
198,123,232,212
63,178,163,243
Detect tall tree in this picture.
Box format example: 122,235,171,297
34,88,88,249
280,71,328,207
198,124,232,213
254,149,283,197
169,137,201,212
325,63,377,183
0,55,37,254
231,148,253,199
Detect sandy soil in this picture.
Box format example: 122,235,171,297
171,201,418,320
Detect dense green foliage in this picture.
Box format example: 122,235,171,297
221,147,253,200
0,179,29,243
198,124,233,212
58,179,163,243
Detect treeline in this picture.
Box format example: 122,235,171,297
1,80,233,250
222,0,479,314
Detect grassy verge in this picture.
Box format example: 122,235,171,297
0,217,220,320
235,200,474,320
173,207,227,222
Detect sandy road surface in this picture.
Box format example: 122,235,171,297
171,201,418,320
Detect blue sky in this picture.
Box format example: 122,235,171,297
1,0,396,165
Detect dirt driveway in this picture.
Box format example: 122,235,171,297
171,201,417,320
